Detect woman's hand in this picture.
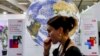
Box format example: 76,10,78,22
44,38,52,56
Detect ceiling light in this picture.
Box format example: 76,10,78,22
23,12,26,14
3,11,7,14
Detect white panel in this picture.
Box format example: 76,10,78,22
81,2,100,31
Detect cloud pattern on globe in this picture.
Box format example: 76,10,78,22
27,0,79,46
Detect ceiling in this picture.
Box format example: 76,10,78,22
0,0,99,14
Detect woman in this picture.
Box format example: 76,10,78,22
44,15,82,56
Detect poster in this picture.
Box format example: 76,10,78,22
8,19,25,56
80,14,99,56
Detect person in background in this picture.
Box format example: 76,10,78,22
44,15,82,56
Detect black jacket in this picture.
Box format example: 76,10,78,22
53,46,82,56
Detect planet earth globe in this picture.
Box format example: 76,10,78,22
27,0,80,46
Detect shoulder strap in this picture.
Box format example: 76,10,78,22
61,38,70,56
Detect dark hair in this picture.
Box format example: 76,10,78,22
47,15,77,34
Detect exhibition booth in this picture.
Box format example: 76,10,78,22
0,1,100,56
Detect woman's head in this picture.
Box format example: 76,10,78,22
47,15,78,44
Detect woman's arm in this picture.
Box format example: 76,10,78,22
44,38,52,56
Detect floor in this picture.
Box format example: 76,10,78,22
1,46,100,56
